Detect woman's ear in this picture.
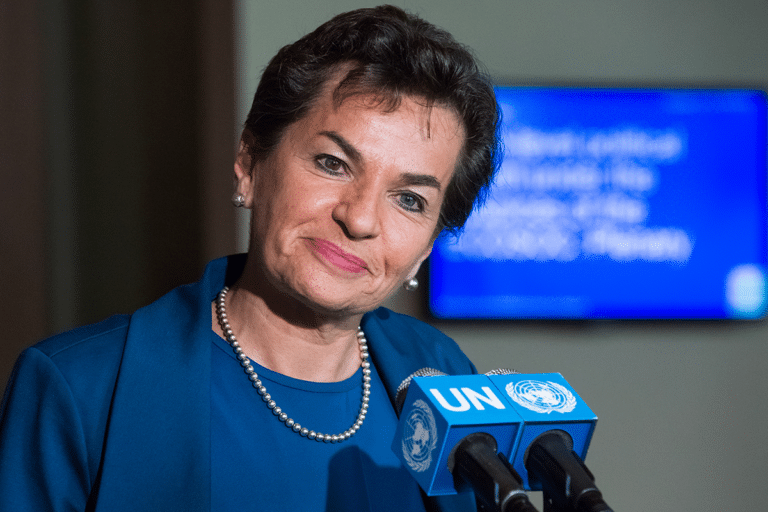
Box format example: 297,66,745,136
234,130,257,208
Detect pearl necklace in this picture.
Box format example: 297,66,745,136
215,287,371,443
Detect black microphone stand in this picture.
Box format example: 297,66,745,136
449,432,540,512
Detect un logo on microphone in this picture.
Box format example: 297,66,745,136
505,380,577,414
401,399,438,472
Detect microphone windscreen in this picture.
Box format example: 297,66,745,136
484,368,519,376
394,368,447,416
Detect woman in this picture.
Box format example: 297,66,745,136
0,6,499,511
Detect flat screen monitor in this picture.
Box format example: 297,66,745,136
429,86,767,319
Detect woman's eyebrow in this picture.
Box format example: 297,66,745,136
398,173,442,191
319,130,442,191
319,130,362,163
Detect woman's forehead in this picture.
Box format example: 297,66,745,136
315,64,464,136
308,82,464,144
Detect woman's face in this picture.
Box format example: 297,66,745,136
236,86,464,317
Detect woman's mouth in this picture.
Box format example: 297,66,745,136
306,239,368,274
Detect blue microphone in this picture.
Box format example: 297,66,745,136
392,369,524,496
484,373,597,490
392,369,542,512
485,373,613,512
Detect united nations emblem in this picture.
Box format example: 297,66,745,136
505,380,577,414
401,399,438,472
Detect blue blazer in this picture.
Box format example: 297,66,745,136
0,255,477,511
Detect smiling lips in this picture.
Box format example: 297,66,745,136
307,239,368,274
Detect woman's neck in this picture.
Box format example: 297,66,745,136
211,281,364,383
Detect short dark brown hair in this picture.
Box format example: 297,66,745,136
244,5,500,233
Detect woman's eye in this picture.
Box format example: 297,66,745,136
316,155,345,175
397,192,425,213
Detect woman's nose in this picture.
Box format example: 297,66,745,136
332,185,382,240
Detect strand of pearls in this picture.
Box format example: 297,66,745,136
215,287,371,443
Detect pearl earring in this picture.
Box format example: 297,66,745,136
403,277,419,291
232,193,245,208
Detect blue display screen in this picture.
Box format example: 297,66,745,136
429,87,768,319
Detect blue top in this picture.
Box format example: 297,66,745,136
211,332,426,511
0,255,478,511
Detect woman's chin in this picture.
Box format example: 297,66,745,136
296,290,379,318
287,278,389,319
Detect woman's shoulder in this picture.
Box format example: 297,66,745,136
0,315,133,507
31,314,130,361
12,314,131,406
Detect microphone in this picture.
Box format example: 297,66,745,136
393,369,613,512
448,432,538,512
392,369,538,511
484,372,614,512
525,431,613,512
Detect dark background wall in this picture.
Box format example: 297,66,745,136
0,0,236,391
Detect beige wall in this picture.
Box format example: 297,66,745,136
234,1,768,510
